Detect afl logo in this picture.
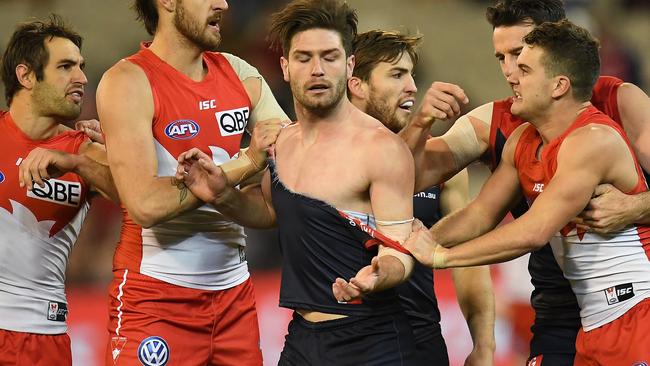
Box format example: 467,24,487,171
165,119,200,140
137,336,169,366
0,171,4,183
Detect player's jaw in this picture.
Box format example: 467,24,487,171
174,4,224,52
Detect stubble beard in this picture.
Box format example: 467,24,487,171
32,81,81,122
174,1,221,52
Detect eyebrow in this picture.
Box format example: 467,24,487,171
292,48,341,57
494,46,523,57
388,66,410,74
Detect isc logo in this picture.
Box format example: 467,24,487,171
199,99,216,110
27,178,82,207
165,120,200,140
216,107,249,137
604,283,634,305
532,183,544,192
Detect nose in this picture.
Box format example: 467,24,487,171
74,66,88,86
213,0,228,11
404,74,417,94
502,54,517,80
310,58,325,77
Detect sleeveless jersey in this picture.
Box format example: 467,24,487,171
269,161,402,316
397,186,443,331
0,111,90,334
514,106,650,331
115,44,252,290
488,76,624,329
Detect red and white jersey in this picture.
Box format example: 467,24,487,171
515,106,650,331
0,111,90,334
113,44,253,290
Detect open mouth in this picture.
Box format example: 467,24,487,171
67,89,84,103
307,83,330,93
207,16,221,31
399,100,415,111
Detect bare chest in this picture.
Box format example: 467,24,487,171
274,142,370,209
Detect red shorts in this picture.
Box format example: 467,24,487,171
575,298,650,366
0,328,71,366
105,270,262,366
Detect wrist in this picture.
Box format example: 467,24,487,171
71,154,89,174
432,245,448,269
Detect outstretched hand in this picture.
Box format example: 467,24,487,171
175,148,227,203
332,256,383,303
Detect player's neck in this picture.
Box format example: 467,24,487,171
295,97,353,141
9,95,61,140
534,100,591,143
149,31,207,82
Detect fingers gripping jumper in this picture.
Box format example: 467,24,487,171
219,147,267,186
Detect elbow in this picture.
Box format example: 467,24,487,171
523,230,551,251
126,206,161,229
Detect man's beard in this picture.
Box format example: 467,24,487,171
32,81,81,121
174,0,221,52
291,76,347,116
365,91,404,133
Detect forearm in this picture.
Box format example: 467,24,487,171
118,175,202,228
445,221,543,267
628,191,650,225
211,185,276,229
432,205,500,248
73,155,119,203
452,266,496,350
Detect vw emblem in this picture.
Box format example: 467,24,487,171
137,336,169,366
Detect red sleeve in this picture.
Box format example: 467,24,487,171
591,76,623,124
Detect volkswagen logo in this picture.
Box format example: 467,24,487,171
137,336,169,366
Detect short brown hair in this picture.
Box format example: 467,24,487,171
268,0,358,57
524,20,600,101
133,0,158,36
1,14,82,106
486,0,565,28
352,30,422,81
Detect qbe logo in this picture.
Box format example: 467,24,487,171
27,178,81,207
165,119,200,140
216,107,249,137
138,336,169,366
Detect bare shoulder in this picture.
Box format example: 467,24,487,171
564,123,624,152
98,59,149,92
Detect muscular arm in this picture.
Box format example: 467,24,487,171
443,125,635,268
97,61,201,228
333,132,416,301
403,101,492,192
208,171,277,229
369,132,417,289
579,83,650,231
442,170,496,363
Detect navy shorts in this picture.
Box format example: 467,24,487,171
279,311,416,366
411,322,448,366
528,323,578,366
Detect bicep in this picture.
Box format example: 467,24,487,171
97,66,156,203
618,83,650,172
